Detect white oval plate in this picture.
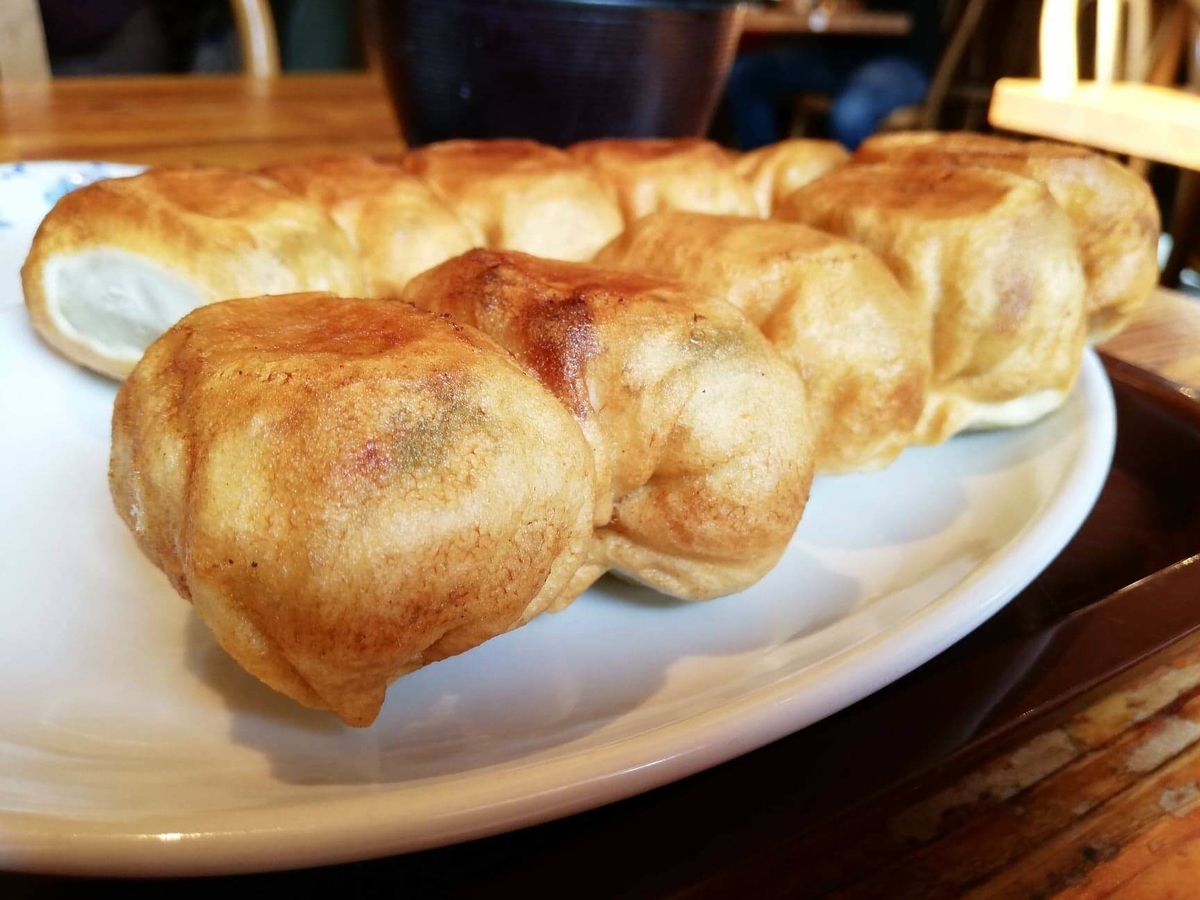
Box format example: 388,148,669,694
0,162,1115,876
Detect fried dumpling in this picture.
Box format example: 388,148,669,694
110,293,595,726
263,155,477,295
400,139,624,262
570,138,760,223
778,163,1087,443
23,166,361,380
404,249,814,600
855,131,1160,341
735,138,850,215
597,212,929,472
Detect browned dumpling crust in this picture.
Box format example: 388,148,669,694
570,138,760,223
778,163,1087,443
734,138,850,216
597,212,930,472
404,249,815,601
110,294,596,726
855,131,1160,341
262,155,477,296
400,139,624,262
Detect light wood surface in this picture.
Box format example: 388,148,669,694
1102,288,1200,389
742,7,911,35
3,72,1200,896
990,78,1200,170
0,74,403,167
992,0,1200,168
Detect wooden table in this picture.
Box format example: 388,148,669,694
3,73,1200,899
0,73,404,167
743,6,912,36
1103,288,1200,388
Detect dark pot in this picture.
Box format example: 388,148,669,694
378,0,746,147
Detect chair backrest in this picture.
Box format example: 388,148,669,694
231,0,281,78
989,0,1200,169
0,0,50,81
1040,0,1153,95
0,0,280,81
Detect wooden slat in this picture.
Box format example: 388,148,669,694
1096,0,1122,84
1055,801,1200,898
990,79,1200,169
0,0,50,82
830,694,1200,898
682,644,1200,900
965,706,1200,898
1040,0,1082,95
229,0,281,78
1125,0,1152,81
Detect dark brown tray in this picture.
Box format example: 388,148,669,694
8,354,1200,899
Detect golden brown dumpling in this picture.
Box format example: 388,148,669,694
400,139,624,261
778,163,1087,443
735,138,850,215
262,155,477,295
110,293,595,726
404,249,814,601
597,212,929,472
570,138,760,223
854,131,1160,341
22,167,361,381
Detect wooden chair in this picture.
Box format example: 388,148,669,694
0,0,280,81
0,0,49,81
990,0,1200,168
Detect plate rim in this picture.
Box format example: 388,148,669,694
0,344,1116,877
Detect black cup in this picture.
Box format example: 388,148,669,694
378,0,746,147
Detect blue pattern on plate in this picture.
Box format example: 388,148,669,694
0,161,140,231
42,163,120,205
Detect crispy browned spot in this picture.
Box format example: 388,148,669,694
515,294,598,418
193,294,439,359
832,165,1011,217
467,254,609,418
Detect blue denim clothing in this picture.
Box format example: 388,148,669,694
726,46,931,150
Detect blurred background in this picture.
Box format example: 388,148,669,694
35,0,360,76
17,0,1200,291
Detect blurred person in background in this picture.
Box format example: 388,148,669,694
38,0,231,74
37,0,356,75
726,0,941,150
